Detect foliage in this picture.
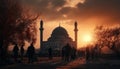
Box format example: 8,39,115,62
94,25,120,54
0,0,39,48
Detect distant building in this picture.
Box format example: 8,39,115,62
39,20,78,55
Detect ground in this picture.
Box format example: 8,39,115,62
0,57,120,69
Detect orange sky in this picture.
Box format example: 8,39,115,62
35,18,100,49
18,0,120,49
7,0,120,51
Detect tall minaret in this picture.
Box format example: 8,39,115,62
74,21,78,49
40,20,44,50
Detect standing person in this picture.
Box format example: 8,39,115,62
86,46,90,61
71,47,77,60
13,44,19,62
91,46,95,60
20,44,24,61
48,47,53,60
61,46,65,61
64,43,71,62
94,44,99,59
26,43,35,63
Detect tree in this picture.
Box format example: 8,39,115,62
0,0,39,61
94,25,120,57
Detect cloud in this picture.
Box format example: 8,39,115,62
64,0,120,25
22,0,120,25
77,0,120,22
51,0,66,8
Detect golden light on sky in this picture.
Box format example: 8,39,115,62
7,0,120,51
82,34,92,43
30,0,120,49
36,18,98,49
65,0,85,7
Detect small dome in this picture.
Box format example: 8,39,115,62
51,26,69,37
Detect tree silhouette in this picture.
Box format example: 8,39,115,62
0,0,39,61
94,25,120,56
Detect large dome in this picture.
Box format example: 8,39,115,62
51,26,69,37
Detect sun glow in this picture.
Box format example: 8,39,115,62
83,34,93,43
65,0,85,7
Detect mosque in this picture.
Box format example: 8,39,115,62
39,20,78,54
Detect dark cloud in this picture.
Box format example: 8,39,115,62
64,0,120,25
22,0,120,25
32,0,67,21
77,0,120,19
51,0,66,8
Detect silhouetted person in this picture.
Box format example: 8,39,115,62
0,47,6,64
91,46,95,60
20,44,24,61
13,44,19,62
26,43,35,63
94,44,99,59
61,46,65,61
71,47,77,60
48,47,53,59
86,46,90,61
64,43,71,62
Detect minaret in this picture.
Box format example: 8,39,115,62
40,20,44,50
74,21,78,49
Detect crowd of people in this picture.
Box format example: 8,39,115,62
85,44,100,61
12,43,35,63
61,43,77,61
47,43,77,62
12,43,77,63
12,43,100,64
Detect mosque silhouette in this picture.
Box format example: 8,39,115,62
39,20,78,55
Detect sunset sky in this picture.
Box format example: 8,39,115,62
22,0,120,49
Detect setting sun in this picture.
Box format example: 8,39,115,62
83,34,92,43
